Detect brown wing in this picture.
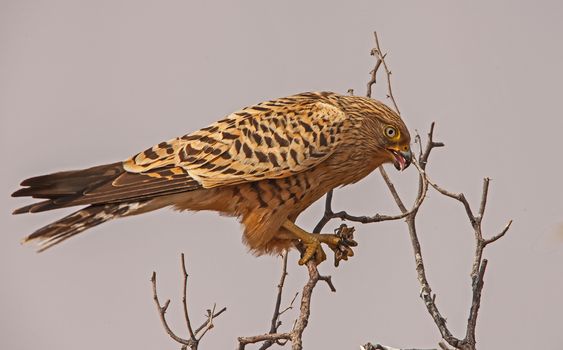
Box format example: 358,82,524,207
13,92,348,213
125,97,348,188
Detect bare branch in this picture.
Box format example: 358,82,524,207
181,253,196,341
195,304,216,341
313,189,334,233
484,220,513,246
193,307,227,335
269,251,289,332
238,333,292,350
438,343,452,350
151,255,226,350
419,122,445,170
362,343,439,350
318,273,336,292
385,124,511,349
238,251,335,350
379,166,408,213
373,31,401,114
290,260,330,350
256,251,293,350
477,178,490,222
151,272,193,347
312,32,511,350
465,259,488,345
366,52,385,99
312,158,432,234
427,179,477,227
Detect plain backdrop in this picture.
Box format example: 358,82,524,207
2,1,562,349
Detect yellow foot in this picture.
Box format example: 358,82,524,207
298,235,327,265
282,221,357,266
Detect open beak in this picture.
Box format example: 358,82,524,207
387,147,412,171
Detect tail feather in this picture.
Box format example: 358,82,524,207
13,161,201,250
12,162,125,214
19,162,124,188
12,200,51,215
12,162,200,214
24,202,148,252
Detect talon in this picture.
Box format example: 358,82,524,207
315,232,356,267
339,245,354,257
282,220,357,266
298,237,327,265
346,239,358,247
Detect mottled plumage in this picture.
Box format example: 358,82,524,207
13,91,412,263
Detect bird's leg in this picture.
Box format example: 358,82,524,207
281,220,357,266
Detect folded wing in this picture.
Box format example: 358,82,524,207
14,94,348,214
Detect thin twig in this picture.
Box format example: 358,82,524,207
181,253,196,341
426,179,476,227
279,292,299,316
193,307,227,335
269,251,289,333
419,122,445,170
379,166,408,213
484,220,513,245
373,31,401,114
257,251,293,350
195,304,216,341
366,52,385,98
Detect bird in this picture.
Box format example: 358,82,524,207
12,91,412,265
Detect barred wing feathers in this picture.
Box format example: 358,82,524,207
125,99,347,188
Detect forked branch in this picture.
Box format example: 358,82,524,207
151,253,226,350
238,249,336,350
237,250,297,350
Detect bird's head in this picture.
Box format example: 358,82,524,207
360,98,412,171
337,94,413,171
378,122,412,171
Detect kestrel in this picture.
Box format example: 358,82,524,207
12,91,412,265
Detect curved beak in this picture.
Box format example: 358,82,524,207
387,147,412,171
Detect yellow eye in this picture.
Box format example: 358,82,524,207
384,126,398,139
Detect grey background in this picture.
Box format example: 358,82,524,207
1,1,562,349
